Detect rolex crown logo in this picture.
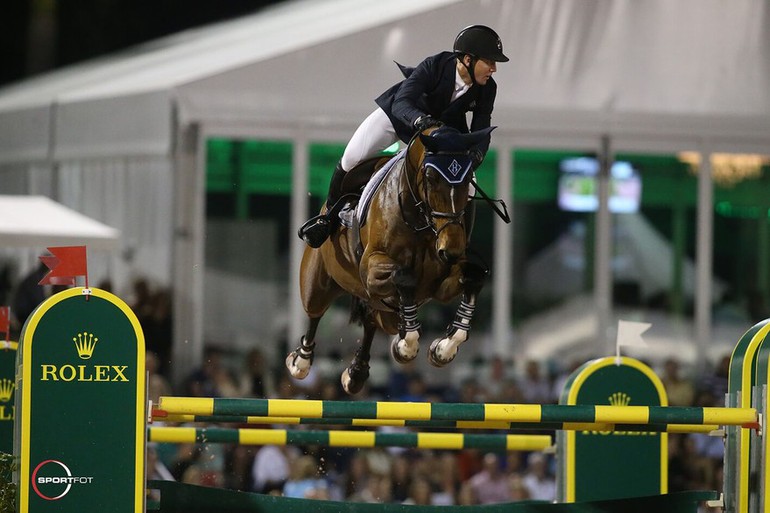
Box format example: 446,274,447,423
73,332,98,360
0,379,13,402
608,392,631,407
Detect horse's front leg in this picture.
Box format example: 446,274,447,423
286,316,320,379
390,268,421,363
428,261,488,367
362,252,421,363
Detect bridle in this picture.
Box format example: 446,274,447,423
398,134,471,237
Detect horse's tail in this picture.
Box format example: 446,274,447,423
349,296,369,326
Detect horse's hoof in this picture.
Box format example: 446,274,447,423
428,338,456,368
285,351,311,379
390,336,419,364
341,368,366,395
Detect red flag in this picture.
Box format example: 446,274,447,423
39,246,88,286
0,307,8,335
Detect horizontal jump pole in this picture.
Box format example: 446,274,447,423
152,411,719,434
147,426,552,452
157,397,757,426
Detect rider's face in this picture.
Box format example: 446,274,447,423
473,58,496,85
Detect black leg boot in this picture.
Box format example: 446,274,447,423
298,162,346,248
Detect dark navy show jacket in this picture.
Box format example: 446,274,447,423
375,51,496,153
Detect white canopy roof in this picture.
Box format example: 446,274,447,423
0,195,120,250
1,0,769,163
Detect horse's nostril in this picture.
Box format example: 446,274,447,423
438,249,457,265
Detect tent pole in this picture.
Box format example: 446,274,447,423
289,130,309,354
493,143,514,356
695,145,713,378
595,135,614,355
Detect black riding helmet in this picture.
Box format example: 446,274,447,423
453,25,508,85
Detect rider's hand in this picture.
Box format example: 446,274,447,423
413,115,443,132
470,148,485,167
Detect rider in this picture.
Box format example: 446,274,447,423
299,25,509,248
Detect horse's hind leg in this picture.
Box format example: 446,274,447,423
286,316,321,380
341,314,376,395
390,268,421,364
428,261,488,367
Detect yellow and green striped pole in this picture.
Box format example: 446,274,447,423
152,412,718,434
157,397,756,426
148,426,552,452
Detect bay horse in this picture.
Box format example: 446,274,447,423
288,125,494,395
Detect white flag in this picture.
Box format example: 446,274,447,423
617,320,651,348
615,320,651,364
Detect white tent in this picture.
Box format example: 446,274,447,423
0,195,120,249
1,0,769,380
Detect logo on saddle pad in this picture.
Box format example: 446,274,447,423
38,331,129,383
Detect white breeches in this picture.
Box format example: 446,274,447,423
341,108,399,172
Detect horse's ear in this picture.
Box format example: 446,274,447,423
462,126,497,147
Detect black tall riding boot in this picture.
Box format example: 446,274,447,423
298,162,346,248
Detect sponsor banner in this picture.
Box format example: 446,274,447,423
557,357,667,503
15,288,145,513
0,341,17,454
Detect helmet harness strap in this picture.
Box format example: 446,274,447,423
460,54,478,86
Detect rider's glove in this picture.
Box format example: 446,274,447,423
470,148,485,168
413,115,443,132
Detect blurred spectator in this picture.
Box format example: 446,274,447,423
224,446,255,491
495,378,526,403
283,455,329,499
660,358,695,406
519,360,552,404
11,262,49,330
521,452,555,501
402,476,433,505
386,360,420,400
143,288,173,376
238,348,276,398
399,374,428,402
551,359,583,403
508,474,532,501
251,445,292,494
349,472,391,503
147,443,175,481
184,346,239,398
698,355,730,403
484,355,514,399
468,453,511,504
389,453,411,502
168,442,202,481
129,277,154,325
147,351,172,405
456,481,478,505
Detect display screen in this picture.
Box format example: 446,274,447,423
558,157,641,213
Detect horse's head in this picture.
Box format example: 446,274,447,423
405,125,496,264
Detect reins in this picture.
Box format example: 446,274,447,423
399,132,467,236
